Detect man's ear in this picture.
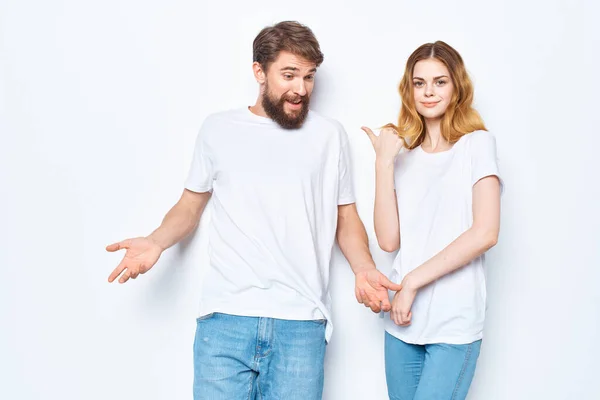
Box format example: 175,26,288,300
253,62,266,84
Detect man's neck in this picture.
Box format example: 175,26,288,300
249,98,268,118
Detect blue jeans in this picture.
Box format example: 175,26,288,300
193,312,327,400
385,332,481,400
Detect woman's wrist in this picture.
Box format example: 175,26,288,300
376,157,395,170
402,273,420,292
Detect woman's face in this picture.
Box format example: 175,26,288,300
412,58,454,120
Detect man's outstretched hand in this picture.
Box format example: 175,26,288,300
106,237,163,284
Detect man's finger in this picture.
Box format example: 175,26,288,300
361,290,375,309
357,288,369,305
362,290,381,312
131,264,145,279
380,297,392,312
105,242,121,252
108,261,127,283
119,270,131,284
379,275,403,292
355,287,364,304
106,239,131,252
369,301,382,313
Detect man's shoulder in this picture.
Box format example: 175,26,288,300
197,108,250,139
307,110,346,134
203,108,247,125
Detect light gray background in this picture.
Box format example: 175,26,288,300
1,0,598,399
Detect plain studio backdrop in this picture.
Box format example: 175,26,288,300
1,0,598,399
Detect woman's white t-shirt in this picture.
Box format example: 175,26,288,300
385,130,503,345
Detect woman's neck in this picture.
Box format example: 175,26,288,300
422,117,451,152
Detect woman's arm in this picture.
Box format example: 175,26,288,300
361,126,404,252
404,175,501,290
390,175,501,325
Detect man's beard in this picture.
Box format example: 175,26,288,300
262,82,310,129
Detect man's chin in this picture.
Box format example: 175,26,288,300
284,109,302,118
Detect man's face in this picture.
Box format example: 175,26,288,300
260,51,317,129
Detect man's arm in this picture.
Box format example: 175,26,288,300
336,203,402,312
107,189,211,283
147,189,212,250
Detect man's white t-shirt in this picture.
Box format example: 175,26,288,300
385,130,503,345
185,108,355,342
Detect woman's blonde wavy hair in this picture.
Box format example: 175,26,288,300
385,41,486,149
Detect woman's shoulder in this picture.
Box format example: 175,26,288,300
462,130,497,143
458,130,498,153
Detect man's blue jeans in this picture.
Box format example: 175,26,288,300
193,312,327,400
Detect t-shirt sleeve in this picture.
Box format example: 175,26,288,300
337,125,356,205
470,131,504,193
184,120,214,193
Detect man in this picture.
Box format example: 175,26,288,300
106,21,401,400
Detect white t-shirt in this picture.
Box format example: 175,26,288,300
185,108,355,342
385,130,503,345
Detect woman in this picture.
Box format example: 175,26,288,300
362,41,503,399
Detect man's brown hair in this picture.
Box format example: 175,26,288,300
253,21,324,70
